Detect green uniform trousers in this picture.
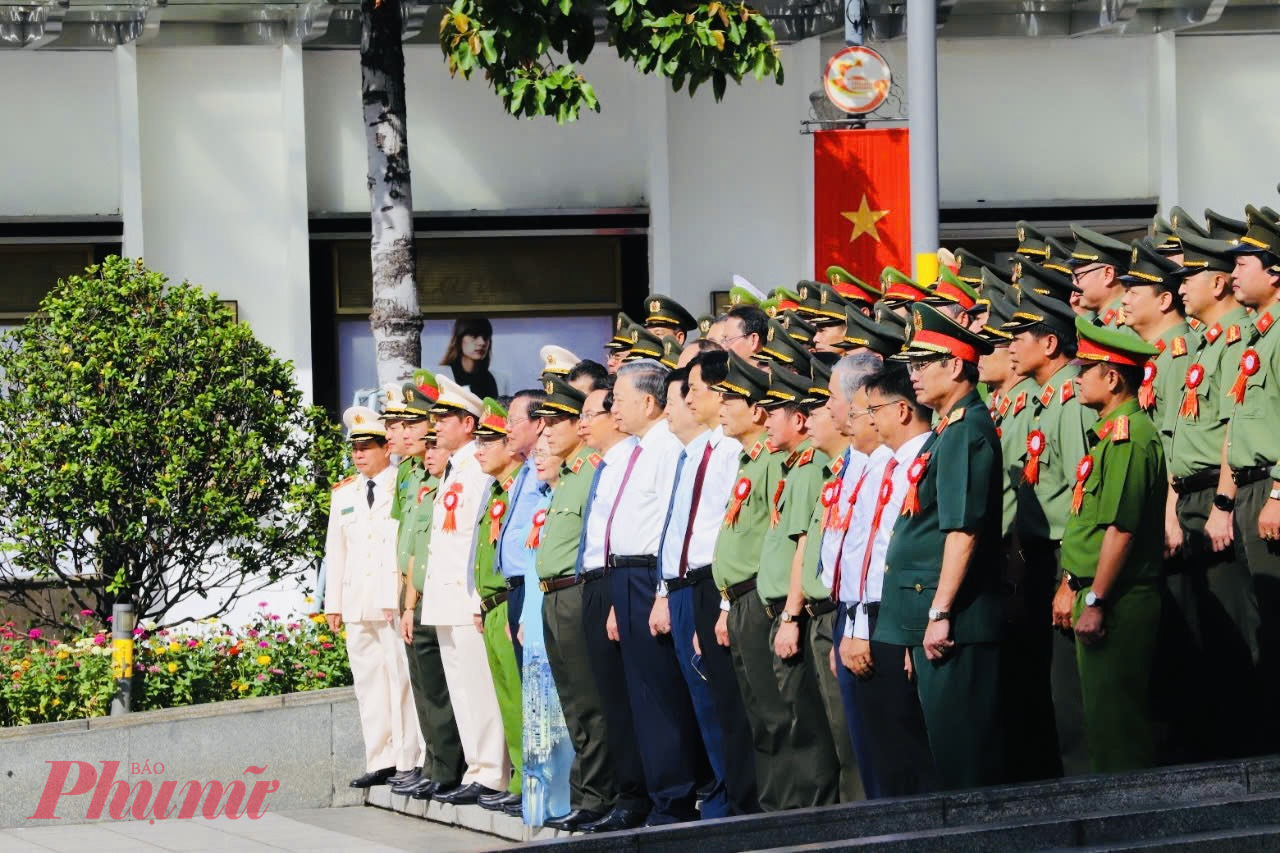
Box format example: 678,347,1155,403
1073,583,1160,774
541,584,615,814
1232,478,1280,755
911,642,1003,791
482,601,523,794
407,603,465,786
764,615,840,808
804,609,861,801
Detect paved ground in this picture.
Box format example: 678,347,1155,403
2,806,513,852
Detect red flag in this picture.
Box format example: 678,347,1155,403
814,128,912,282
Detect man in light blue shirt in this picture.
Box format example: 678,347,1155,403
495,389,548,670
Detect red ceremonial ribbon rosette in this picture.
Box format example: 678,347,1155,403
417,485,433,504
488,499,507,544
1072,455,1094,515
1181,363,1205,419
770,479,786,528
1138,362,1156,411
1023,429,1046,485
901,453,929,517
441,483,462,532
526,508,547,548
821,480,842,530
725,476,751,526
1231,349,1261,404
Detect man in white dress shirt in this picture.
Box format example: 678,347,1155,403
421,376,508,805
326,406,422,789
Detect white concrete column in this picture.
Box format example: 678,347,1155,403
1149,31,1179,209
794,36,820,278
645,76,672,298
280,42,315,403
115,44,145,259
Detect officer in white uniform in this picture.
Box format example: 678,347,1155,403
325,406,422,788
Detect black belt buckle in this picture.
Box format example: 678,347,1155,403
1063,572,1088,593
763,598,787,621
580,568,605,584
860,601,880,618
804,598,836,618
506,576,524,591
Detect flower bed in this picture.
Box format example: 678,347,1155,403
0,604,352,727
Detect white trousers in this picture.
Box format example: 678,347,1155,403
437,623,510,790
346,619,423,773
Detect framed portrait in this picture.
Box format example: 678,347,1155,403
710,290,730,317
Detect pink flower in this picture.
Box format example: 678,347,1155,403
258,602,268,608
270,668,284,675
148,665,161,674
27,628,42,640
275,634,286,643
132,627,144,637
256,673,268,681
92,634,106,646
317,672,327,679
258,640,269,648
246,629,259,639
106,616,113,623
321,642,333,650
308,649,319,656
79,609,95,617
1,644,10,652
187,639,199,648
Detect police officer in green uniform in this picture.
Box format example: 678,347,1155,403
876,304,1005,791
979,289,1038,540
1067,225,1132,328
471,398,525,812
754,356,841,807
530,377,618,830
1223,206,1280,756
1056,316,1164,773
1118,240,1192,434
645,295,699,345
710,352,793,811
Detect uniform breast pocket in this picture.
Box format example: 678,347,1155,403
1240,370,1268,419
895,568,938,633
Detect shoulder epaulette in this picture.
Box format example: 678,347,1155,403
1171,336,1188,357
332,475,355,491
1113,416,1130,443
571,457,584,474
1227,325,1242,344
748,441,765,460
1014,391,1028,414
1039,385,1055,408
998,396,1012,418
785,449,801,468
1061,382,1075,403
1102,309,1118,326
830,455,845,476
587,453,602,469
1257,312,1274,337
795,447,816,467
948,406,966,423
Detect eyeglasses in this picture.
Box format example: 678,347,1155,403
906,358,950,376
848,408,872,420
579,409,608,423
1072,264,1106,283
867,399,906,415
710,334,747,347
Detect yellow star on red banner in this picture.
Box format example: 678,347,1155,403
840,195,889,243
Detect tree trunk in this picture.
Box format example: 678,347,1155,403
361,0,422,386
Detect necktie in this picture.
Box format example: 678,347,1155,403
678,441,715,577
366,478,376,509
444,461,454,482
829,466,868,601
603,444,644,562
657,450,689,578
859,458,899,602
574,459,607,577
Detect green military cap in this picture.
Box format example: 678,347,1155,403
623,325,667,363
838,303,905,357
980,266,1015,307
779,310,817,346
531,375,587,418
712,350,771,404
1205,208,1248,242
696,314,714,337
607,312,637,351
1228,205,1280,260
1040,236,1078,276
1118,239,1185,290
803,358,834,407
1003,285,1077,339
1149,215,1180,256
759,358,815,410
659,336,682,369
1170,206,1209,239
1016,257,1079,302
880,267,931,306
760,297,781,318
979,292,1017,345
795,280,824,316
1174,227,1235,274
826,265,882,304
769,287,803,314
729,274,766,307
1067,224,1132,271
1015,221,1052,258
474,397,510,440
1075,314,1159,366
401,370,440,420
923,266,981,312
756,316,811,366
892,302,994,363
874,301,911,341
645,294,697,333
810,283,853,325
955,248,1008,286
343,405,387,442
1263,206,1280,224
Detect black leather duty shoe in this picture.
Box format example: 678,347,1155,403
403,778,441,799
478,790,521,811
433,782,500,806
388,769,423,792
502,798,524,818
579,806,648,833
543,808,602,831
349,767,397,788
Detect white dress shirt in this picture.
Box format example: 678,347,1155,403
846,431,932,639
818,447,870,592
582,436,639,570
604,419,684,558
837,444,893,605
420,440,494,626
660,427,743,581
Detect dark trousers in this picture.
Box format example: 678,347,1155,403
542,582,616,814
406,603,464,787
835,602,881,799
912,642,1003,791
507,581,525,676
611,564,704,823
765,616,840,808
689,577,760,816
1233,479,1280,756
808,607,860,802
853,630,937,798
669,584,730,819
580,573,650,813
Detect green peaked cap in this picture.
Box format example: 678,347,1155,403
880,267,931,305
760,357,816,409
826,265,882,303
1068,224,1132,271
892,302,994,363
1170,206,1208,239
1174,228,1235,274
1119,239,1186,290
757,316,812,366
838,304,907,357
531,376,587,418
645,294,697,332
712,350,770,404
1075,314,1159,365
475,397,510,438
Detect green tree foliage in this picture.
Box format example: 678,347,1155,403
439,0,784,123
0,257,347,629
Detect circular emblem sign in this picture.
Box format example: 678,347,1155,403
824,46,892,115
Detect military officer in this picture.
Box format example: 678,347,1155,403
838,304,908,359
1067,225,1132,327
878,268,931,317
540,345,581,380
1118,240,1191,436
605,313,636,373
645,295,699,345
922,266,982,326
799,284,853,353
876,304,1005,791
827,264,882,311
1057,317,1164,773
326,407,421,789
1206,208,1249,242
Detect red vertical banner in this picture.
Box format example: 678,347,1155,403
813,128,911,282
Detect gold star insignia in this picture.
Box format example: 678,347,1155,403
840,195,889,243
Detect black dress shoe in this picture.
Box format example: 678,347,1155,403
349,767,397,788
580,806,648,833
543,808,602,831
402,778,440,799
433,782,500,806
388,769,423,792
502,798,524,818
478,790,521,811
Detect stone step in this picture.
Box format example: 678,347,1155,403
365,783,578,844
1070,824,1280,852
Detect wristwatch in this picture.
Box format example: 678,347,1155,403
1270,487,1280,502
780,611,799,624
927,608,950,622
1213,493,1236,512
1085,590,1106,609
655,581,669,599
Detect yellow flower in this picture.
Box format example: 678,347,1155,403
167,662,178,674
168,642,181,653
52,699,61,706
310,614,326,624
317,635,330,643
256,655,271,666
340,630,347,640
55,651,69,660
238,683,249,692
304,595,315,604
154,646,166,656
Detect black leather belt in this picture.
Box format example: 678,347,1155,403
1172,467,1220,494
763,597,790,621
719,576,757,603
580,568,606,583
607,554,658,569
479,590,509,616
805,597,838,617
859,601,880,618
667,565,712,592
1232,465,1274,487
1063,572,1090,593
539,575,578,594
505,576,525,591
